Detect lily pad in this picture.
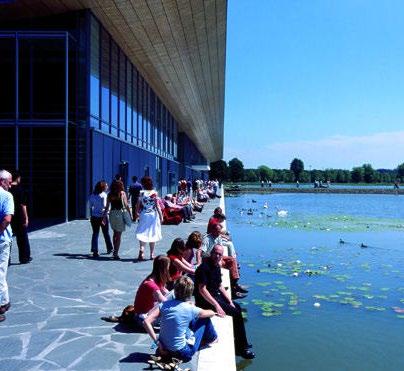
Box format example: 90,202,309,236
365,306,386,311
256,282,271,287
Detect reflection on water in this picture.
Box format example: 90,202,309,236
226,193,404,371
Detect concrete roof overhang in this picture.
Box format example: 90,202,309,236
0,0,226,162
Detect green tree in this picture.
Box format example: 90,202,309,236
228,158,244,182
244,169,258,182
397,163,404,181
300,170,311,183
209,160,228,181
351,167,364,183
290,158,304,181
257,165,273,181
362,163,375,183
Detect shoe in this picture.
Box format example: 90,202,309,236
236,349,255,359
92,252,99,258
106,248,113,254
138,251,145,261
232,292,247,300
0,302,10,314
183,219,190,223
20,257,32,264
113,255,120,260
0,314,5,322
234,284,249,294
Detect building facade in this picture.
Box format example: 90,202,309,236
0,2,226,221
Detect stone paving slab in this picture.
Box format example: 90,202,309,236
0,198,221,371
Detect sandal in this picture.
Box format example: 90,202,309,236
138,251,145,261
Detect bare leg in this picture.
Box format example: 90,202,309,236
113,231,122,258
138,241,146,260
149,242,155,260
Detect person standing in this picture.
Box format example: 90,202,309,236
135,176,162,261
10,171,31,264
88,181,113,258
0,170,14,322
104,180,131,260
128,176,142,221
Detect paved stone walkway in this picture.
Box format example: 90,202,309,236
0,199,219,370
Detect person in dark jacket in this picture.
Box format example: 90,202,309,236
10,171,31,264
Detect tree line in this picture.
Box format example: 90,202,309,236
209,158,404,184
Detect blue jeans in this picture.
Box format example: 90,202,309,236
90,217,113,253
171,318,217,362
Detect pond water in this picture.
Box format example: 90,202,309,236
225,193,404,371
235,183,396,190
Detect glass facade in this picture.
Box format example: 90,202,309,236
89,15,177,160
0,33,67,122
0,10,208,221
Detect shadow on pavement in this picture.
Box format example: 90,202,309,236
53,253,135,262
119,352,150,364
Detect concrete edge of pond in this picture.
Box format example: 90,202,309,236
197,188,237,371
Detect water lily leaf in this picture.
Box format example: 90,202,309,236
363,294,374,299
247,263,255,268
365,306,386,311
397,315,404,319
256,282,271,287
380,288,390,292
337,291,352,296
292,311,302,315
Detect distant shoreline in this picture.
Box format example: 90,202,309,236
225,187,403,195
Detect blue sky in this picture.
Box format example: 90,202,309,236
224,0,404,170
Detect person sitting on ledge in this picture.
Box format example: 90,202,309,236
198,224,247,298
166,238,195,289
102,255,170,328
194,245,255,360
144,276,217,363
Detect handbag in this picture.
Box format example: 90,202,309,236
121,195,132,227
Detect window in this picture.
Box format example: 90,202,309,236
156,98,161,153
138,75,143,146
110,41,118,136
0,37,15,119
19,37,65,119
132,67,138,142
90,17,100,123
100,29,110,132
162,106,166,154
143,80,149,148
118,50,126,138
150,89,156,151
126,60,132,141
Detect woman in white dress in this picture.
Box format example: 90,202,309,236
135,176,162,260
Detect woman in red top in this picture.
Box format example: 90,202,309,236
166,238,195,286
134,255,170,314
